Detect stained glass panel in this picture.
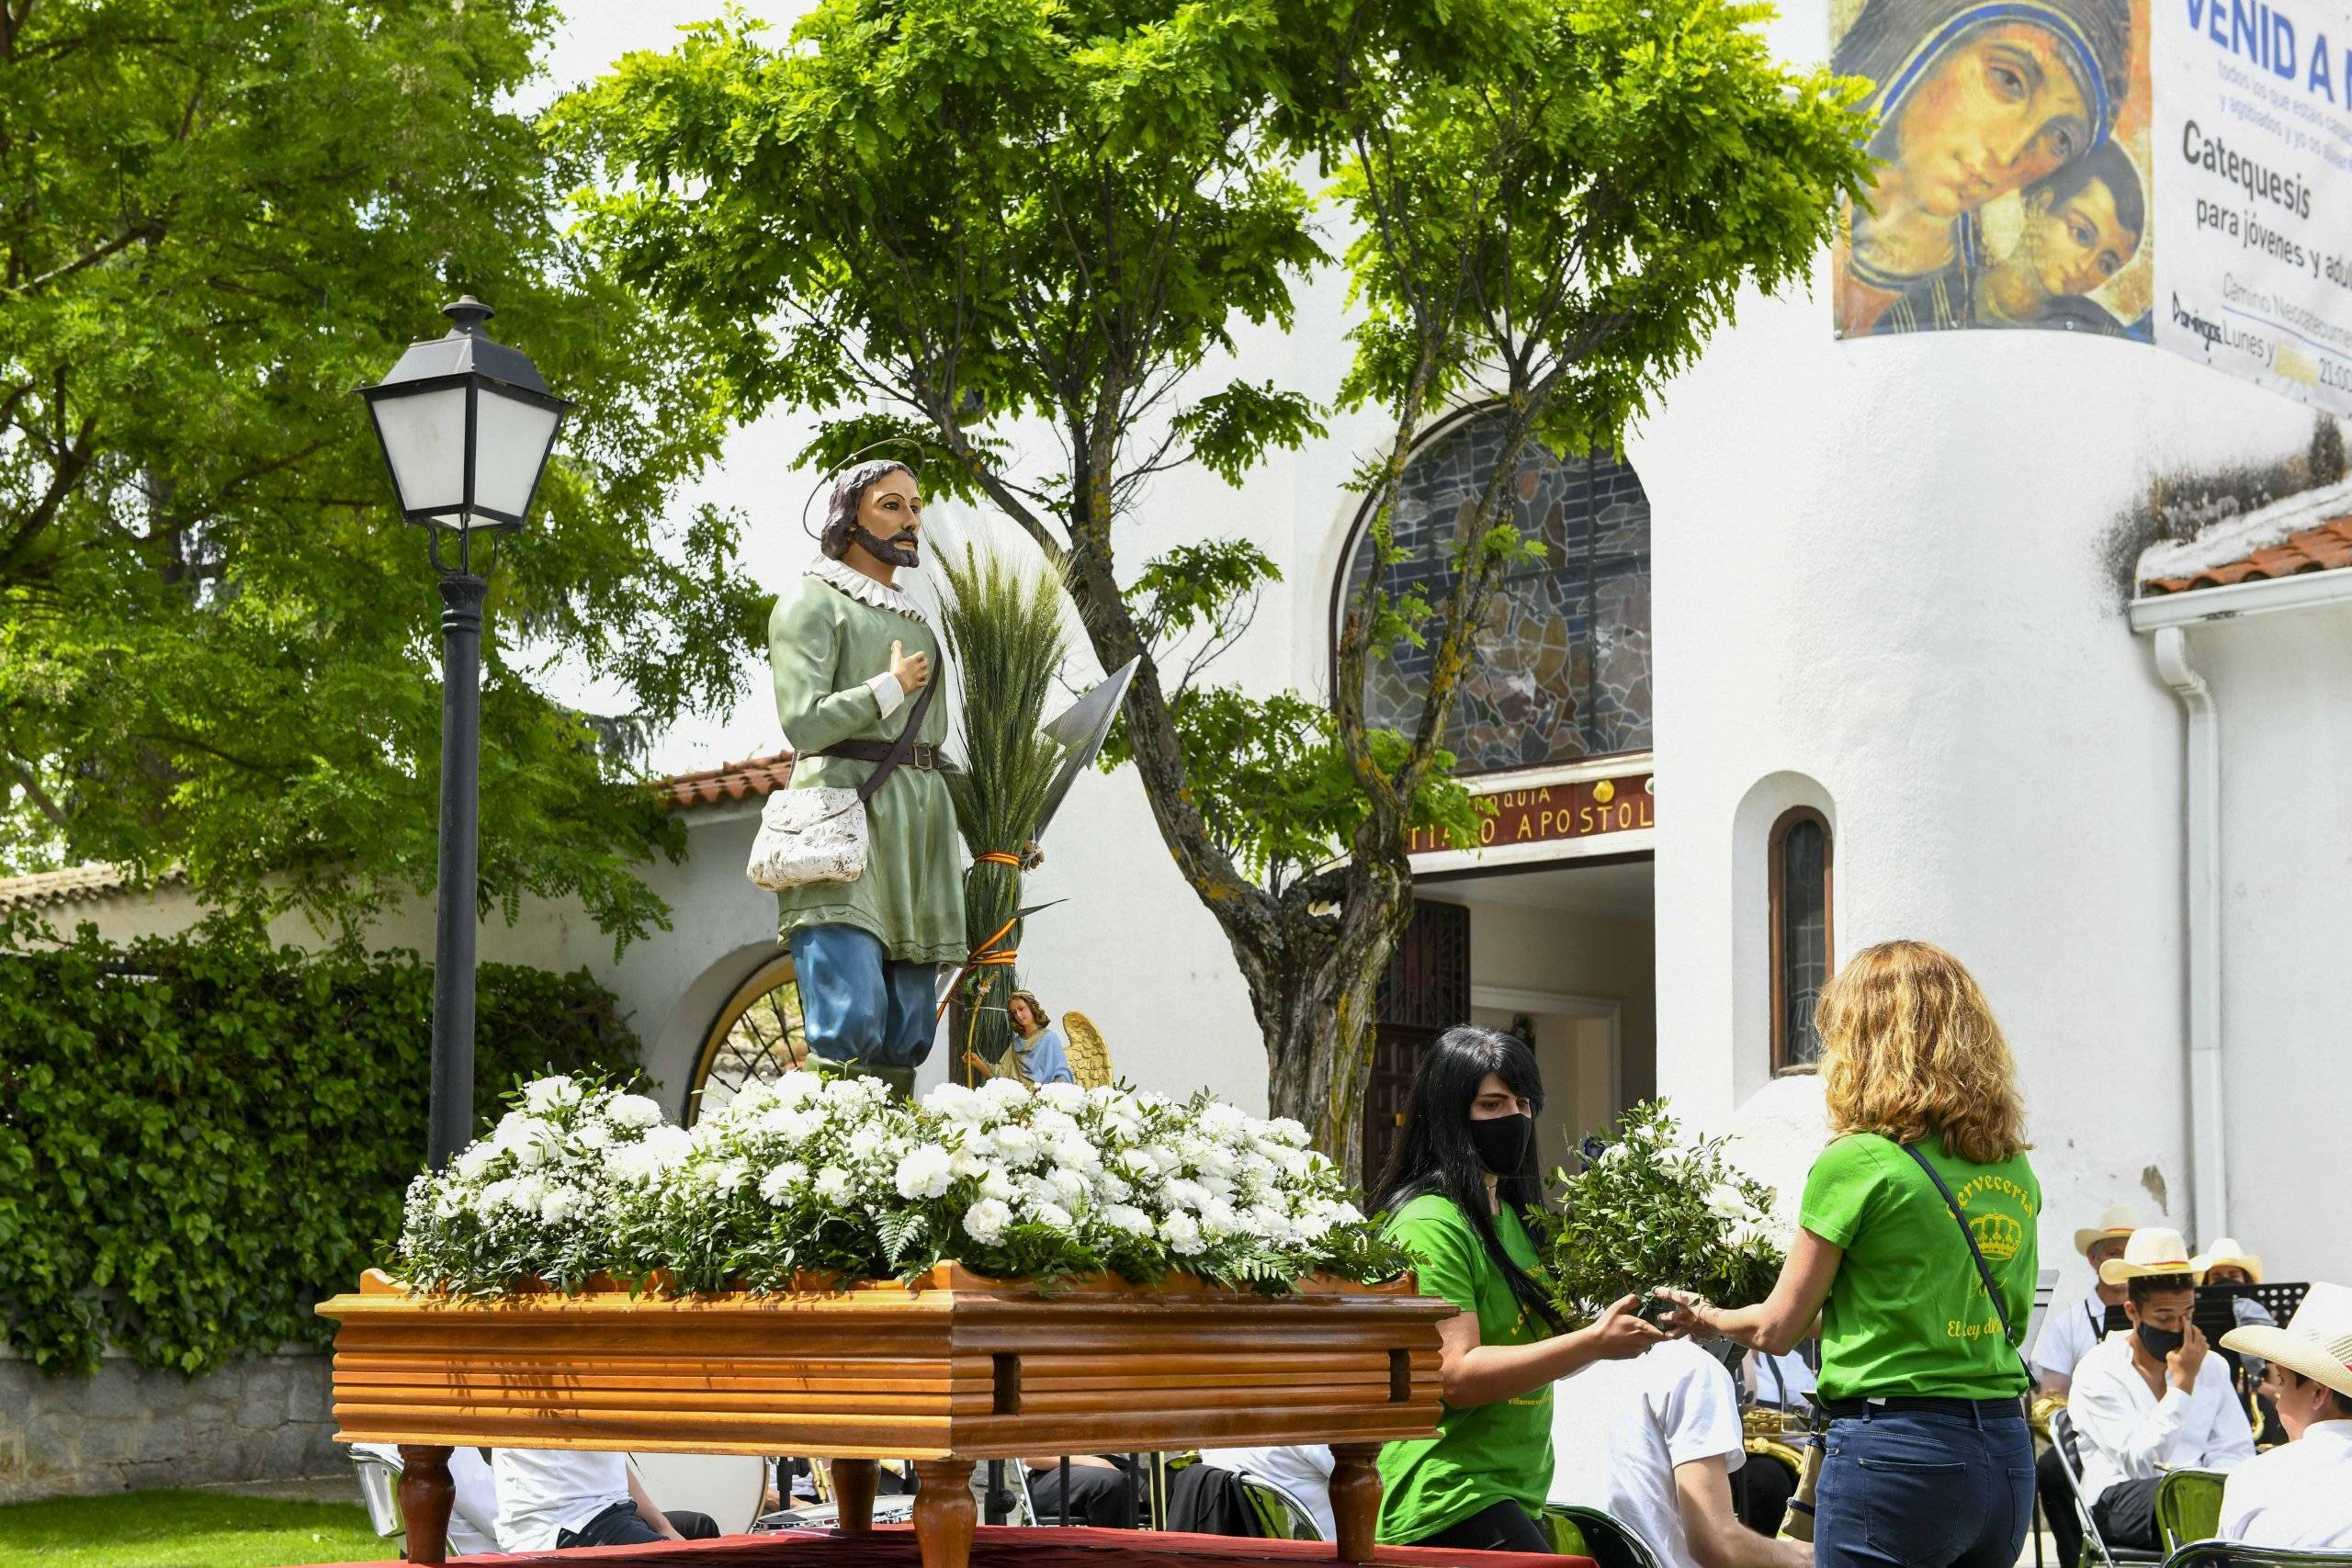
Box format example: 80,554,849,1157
1340,409,1653,773
687,970,808,1126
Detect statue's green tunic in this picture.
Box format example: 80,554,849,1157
767,571,965,965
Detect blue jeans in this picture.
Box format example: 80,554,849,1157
787,925,941,1067
1816,1407,2033,1568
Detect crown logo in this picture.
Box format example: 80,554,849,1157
1971,1213,2024,1263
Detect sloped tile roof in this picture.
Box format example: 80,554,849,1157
0,863,171,910
657,752,794,810
2140,517,2352,595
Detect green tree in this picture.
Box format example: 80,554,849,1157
558,0,1865,1174
0,0,764,943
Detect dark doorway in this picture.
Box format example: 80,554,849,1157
1361,899,1472,1190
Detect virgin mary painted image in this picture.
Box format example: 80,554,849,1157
1831,0,2155,342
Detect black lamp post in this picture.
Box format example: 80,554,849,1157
359,296,571,1170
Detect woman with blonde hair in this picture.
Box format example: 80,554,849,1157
1661,940,2041,1568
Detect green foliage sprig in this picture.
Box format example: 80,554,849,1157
0,923,638,1374
1531,1100,1789,1326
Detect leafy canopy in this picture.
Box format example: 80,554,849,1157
0,0,764,942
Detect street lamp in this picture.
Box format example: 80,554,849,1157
360,295,571,1170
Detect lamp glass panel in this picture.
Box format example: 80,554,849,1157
368,383,469,518
472,385,562,521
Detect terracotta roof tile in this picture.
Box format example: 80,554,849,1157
0,863,181,909
2141,516,2352,595
656,751,795,811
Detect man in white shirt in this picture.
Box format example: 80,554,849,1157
2068,1230,2255,1552
2217,1281,2352,1550
2034,1201,2137,1568
2037,1203,2138,1395
1550,1338,1808,1568
1196,1444,1336,1540
493,1448,721,1551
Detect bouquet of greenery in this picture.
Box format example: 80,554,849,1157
1530,1100,1789,1325
394,1069,1409,1298
935,542,1071,1080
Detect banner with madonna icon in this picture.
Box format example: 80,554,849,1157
1830,0,2352,415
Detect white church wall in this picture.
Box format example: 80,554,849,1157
1635,249,2318,1292
2181,608,2352,1281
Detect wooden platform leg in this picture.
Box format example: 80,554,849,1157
1329,1441,1384,1565
397,1444,455,1566
831,1458,879,1532
912,1459,978,1568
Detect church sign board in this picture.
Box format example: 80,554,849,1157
1407,769,1655,858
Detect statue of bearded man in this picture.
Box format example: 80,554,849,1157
765,460,963,1093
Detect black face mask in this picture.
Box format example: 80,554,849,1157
1467,1111,1533,1176
2135,1323,2186,1359
852,521,920,569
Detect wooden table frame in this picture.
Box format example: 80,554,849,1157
318,1267,1451,1567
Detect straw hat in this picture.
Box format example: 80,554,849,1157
2191,1237,2265,1285
2098,1226,2197,1285
2222,1281,2352,1400
2073,1201,2141,1258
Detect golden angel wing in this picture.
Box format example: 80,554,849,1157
1060,1010,1113,1089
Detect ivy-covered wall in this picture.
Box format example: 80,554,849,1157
0,927,639,1376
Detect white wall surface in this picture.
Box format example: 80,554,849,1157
1635,252,2326,1292
2171,608,2352,1281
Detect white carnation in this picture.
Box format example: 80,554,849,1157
521,1077,581,1114
1162,1211,1204,1255
455,1141,502,1181
963,1197,1013,1245
895,1144,956,1201
539,1187,584,1225
605,1094,664,1131
759,1161,808,1205
1035,1082,1086,1111
1101,1202,1154,1238
815,1166,853,1204
1026,1200,1075,1232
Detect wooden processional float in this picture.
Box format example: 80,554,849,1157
316,1265,1453,1568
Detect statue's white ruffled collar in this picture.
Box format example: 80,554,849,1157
808,557,924,622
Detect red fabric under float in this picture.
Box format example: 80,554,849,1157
303,1525,1585,1568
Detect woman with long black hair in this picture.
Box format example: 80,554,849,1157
1376,1024,1668,1552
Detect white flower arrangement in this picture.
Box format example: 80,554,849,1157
395,1070,1406,1298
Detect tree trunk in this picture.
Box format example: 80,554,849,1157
1242,856,1412,1192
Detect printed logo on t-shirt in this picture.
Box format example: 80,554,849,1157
1949,1170,2037,1333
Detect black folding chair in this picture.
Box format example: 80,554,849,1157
2049,1407,2165,1568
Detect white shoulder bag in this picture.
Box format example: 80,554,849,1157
746,674,936,891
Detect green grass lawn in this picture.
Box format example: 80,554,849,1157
0,1489,397,1567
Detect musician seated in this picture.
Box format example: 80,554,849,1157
492,1449,722,1551
1196,1444,1336,1539
2217,1282,2352,1549
1551,1338,1809,1568
2068,1231,2255,1552
1023,1454,1138,1528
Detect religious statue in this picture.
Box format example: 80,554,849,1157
765,460,963,1094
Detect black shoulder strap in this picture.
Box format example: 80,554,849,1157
1896,1138,2036,1399
856,671,937,805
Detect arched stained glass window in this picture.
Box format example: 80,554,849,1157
685,953,809,1126
1770,808,1833,1072
1337,407,1652,774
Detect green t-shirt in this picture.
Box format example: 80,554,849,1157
1376,1192,1554,1543
1799,1132,2041,1402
